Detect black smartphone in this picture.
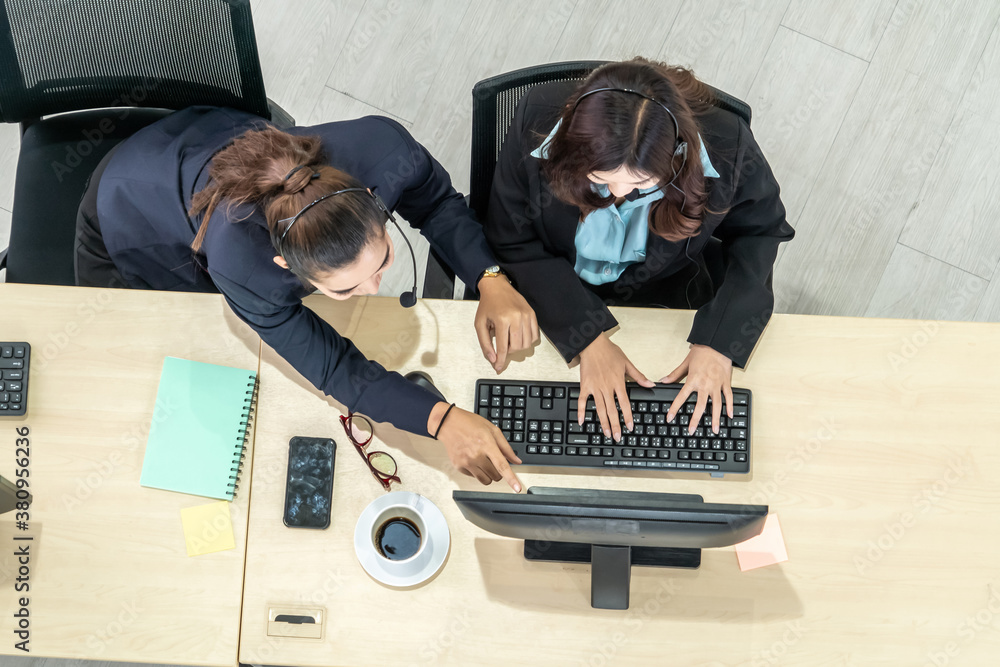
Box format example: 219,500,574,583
283,436,336,529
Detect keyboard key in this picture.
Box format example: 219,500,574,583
567,447,578,456
554,387,565,398
539,445,550,454
552,446,563,455
579,447,589,456
512,433,524,442
491,385,502,396
526,445,538,454
542,387,553,398
658,450,670,459
602,448,614,457
0,347,10,358
735,453,747,463
541,398,553,409
635,449,645,458
567,434,589,444
504,385,526,396
541,421,551,432
552,433,563,444
13,347,24,358
540,433,550,444
622,448,633,457
528,432,539,443
690,451,702,460
530,386,541,397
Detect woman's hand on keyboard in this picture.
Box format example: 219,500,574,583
432,405,523,492
578,333,655,441
661,344,734,434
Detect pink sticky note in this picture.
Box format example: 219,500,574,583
735,513,788,571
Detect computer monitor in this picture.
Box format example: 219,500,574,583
453,486,768,610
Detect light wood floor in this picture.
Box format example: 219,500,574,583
3,1,1000,666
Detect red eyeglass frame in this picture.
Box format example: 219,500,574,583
339,412,401,491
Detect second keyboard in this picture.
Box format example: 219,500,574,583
475,379,752,475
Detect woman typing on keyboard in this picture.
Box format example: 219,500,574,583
75,110,535,491
485,58,794,440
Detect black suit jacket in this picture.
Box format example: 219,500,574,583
485,81,794,367
97,107,496,436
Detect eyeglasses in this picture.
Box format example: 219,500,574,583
339,411,400,491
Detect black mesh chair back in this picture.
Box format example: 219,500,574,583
468,60,752,221
0,0,270,123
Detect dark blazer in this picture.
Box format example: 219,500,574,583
97,106,496,436
485,81,795,367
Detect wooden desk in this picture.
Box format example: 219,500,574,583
0,283,260,666
240,296,1000,666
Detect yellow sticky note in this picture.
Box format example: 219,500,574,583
180,501,235,557
735,513,788,572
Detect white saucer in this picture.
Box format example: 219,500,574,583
354,492,450,588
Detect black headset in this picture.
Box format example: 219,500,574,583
277,186,419,308
570,87,689,203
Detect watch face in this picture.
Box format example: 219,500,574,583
485,265,501,273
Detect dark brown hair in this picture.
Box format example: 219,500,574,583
541,57,718,241
189,126,385,282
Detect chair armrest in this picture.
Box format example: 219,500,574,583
1,246,8,274
267,99,295,129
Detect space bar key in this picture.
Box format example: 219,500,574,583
567,434,590,444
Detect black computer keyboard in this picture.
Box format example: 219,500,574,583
475,379,752,475
0,343,29,417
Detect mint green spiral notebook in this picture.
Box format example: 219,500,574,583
140,357,258,501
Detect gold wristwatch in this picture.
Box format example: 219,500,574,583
478,264,506,285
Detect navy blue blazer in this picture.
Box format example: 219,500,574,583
97,107,496,436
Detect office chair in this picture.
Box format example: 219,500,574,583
425,60,752,300
0,0,294,285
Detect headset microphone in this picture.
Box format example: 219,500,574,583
390,217,419,308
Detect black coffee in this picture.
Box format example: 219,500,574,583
375,517,421,561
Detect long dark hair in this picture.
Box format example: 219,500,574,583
189,126,385,282
541,57,718,241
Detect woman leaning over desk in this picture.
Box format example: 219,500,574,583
75,107,537,491
485,58,794,441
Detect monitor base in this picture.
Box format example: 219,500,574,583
524,540,700,610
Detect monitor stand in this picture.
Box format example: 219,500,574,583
524,540,700,610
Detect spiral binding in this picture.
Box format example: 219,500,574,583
227,374,259,498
